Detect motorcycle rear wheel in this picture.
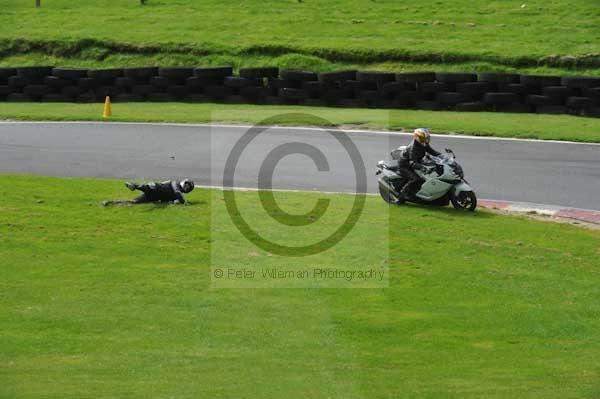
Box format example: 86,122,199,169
451,191,477,211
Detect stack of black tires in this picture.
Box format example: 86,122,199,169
1,66,599,117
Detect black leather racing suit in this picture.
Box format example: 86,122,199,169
132,181,186,204
398,140,441,197
103,180,187,206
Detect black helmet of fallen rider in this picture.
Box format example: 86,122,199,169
181,179,195,193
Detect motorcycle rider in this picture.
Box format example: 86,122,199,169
102,179,195,206
398,128,441,199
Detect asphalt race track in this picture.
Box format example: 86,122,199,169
0,122,598,210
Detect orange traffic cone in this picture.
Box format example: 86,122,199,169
103,96,112,118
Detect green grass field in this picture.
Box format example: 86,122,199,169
3,2,600,397
1,0,600,74
2,175,600,398
2,102,600,142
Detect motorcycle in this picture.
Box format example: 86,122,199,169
376,147,477,211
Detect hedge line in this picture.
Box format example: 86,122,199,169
3,38,600,69
1,66,600,118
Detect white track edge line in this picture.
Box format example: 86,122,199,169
199,184,600,214
1,120,598,146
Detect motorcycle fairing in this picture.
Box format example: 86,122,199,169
415,179,453,201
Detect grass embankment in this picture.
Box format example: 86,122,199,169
2,175,600,398
1,0,600,74
2,102,600,142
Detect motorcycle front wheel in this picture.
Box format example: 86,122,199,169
451,191,477,211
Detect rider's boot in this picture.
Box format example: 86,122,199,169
399,181,413,201
125,182,139,191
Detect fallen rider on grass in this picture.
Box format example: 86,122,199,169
102,179,195,206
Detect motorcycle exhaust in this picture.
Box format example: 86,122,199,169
378,179,400,197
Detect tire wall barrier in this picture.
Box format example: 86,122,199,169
1,66,600,117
